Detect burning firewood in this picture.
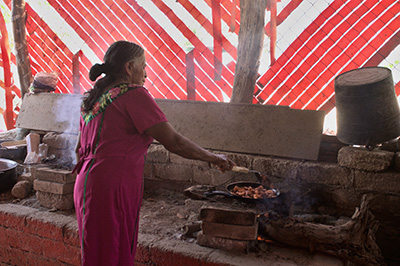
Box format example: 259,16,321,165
259,194,385,266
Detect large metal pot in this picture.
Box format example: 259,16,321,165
0,158,18,193
335,67,400,146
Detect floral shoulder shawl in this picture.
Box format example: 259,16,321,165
81,83,139,124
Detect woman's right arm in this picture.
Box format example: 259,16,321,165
145,122,234,172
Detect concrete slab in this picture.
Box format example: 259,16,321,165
155,99,325,160
16,93,83,134
15,94,324,160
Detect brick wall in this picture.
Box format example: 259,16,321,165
0,205,238,266
0,204,80,266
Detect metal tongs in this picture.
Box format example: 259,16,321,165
232,166,274,188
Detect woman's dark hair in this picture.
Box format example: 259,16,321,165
82,41,145,112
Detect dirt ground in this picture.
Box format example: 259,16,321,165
140,189,206,240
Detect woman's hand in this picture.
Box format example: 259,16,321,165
210,154,235,173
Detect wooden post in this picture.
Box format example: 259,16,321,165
12,0,32,98
230,0,267,104
72,50,82,94
0,11,14,129
186,49,196,100
229,0,238,32
212,0,222,80
269,0,277,65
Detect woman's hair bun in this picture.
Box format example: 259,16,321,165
89,63,110,81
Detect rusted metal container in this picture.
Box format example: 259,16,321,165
335,67,400,146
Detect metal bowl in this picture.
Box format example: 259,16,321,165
0,158,18,193
0,139,27,161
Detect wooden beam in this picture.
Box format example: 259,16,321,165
185,49,196,100
0,9,14,129
230,0,267,103
212,0,222,80
12,0,32,98
72,50,82,94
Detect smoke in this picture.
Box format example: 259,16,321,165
50,94,83,166
53,94,83,134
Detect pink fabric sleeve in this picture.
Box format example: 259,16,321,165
123,87,168,134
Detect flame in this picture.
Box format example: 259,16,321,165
257,236,274,243
257,212,270,219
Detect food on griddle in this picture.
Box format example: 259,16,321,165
231,185,277,199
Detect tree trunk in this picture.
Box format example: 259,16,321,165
12,0,32,98
260,194,386,266
230,0,267,103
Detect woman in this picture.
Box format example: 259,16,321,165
74,40,234,265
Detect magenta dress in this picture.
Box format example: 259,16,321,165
73,84,167,266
